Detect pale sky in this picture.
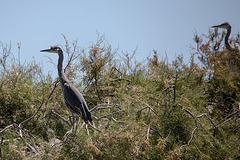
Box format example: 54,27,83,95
1,0,240,77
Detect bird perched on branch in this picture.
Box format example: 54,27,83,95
41,46,92,125
212,22,240,73
212,22,233,51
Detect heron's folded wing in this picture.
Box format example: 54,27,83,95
63,82,90,120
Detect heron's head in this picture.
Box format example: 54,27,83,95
212,22,231,29
40,45,62,54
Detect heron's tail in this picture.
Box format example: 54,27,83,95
84,111,92,122
87,111,92,121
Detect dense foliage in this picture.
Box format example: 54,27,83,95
0,30,239,159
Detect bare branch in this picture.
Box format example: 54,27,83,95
0,123,39,154
88,122,102,132
215,110,239,127
166,130,171,140
150,127,161,137
177,102,218,144
137,103,158,116
197,113,217,129
46,110,71,127
150,97,161,101
146,125,150,140
188,120,198,145
90,103,121,112
0,124,14,134
95,110,124,120
188,127,198,145
162,85,175,93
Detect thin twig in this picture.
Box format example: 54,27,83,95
162,85,175,93
215,110,239,126
95,110,124,120
188,120,198,145
177,103,217,143
150,97,161,101
90,103,121,112
145,103,158,116
46,110,71,127
166,130,171,140
146,125,150,140
88,122,102,132
0,123,38,154
150,127,161,137
197,113,217,129
137,103,158,116
188,127,198,145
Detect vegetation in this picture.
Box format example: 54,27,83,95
0,29,239,159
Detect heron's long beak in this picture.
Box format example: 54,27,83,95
212,25,220,28
40,48,55,53
212,24,226,29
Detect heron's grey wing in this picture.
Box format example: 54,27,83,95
63,81,92,121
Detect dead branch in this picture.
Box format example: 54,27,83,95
150,97,161,101
95,110,124,120
197,113,217,129
111,117,125,123
166,130,171,140
0,123,39,154
162,85,175,105
137,103,158,116
215,110,239,127
0,124,15,134
137,106,148,113
162,85,175,93
150,127,161,137
162,73,178,103
177,103,217,144
90,103,121,112
146,125,150,140
188,120,198,145
46,110,71,127
63,37,79,73
188,127,198,145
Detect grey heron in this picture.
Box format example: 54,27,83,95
212,22,233,51
41,46,92,126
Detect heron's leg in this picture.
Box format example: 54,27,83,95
85,123,89,135
81,121,86,128
63,113,76,140
69,116,73,126
71,112,75,126
63,125,73,141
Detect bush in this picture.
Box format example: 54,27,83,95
0,30,239,159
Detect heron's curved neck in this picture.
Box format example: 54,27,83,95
57,51,66,82
225,26,232,51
